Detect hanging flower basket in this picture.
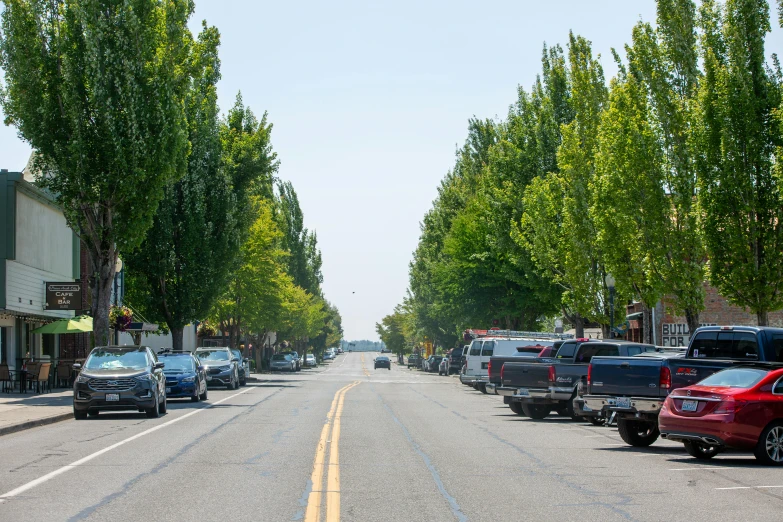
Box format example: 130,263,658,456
110,305,133,332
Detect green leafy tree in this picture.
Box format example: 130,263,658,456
696,0,783,325
376,307,407,356
0,0,192,345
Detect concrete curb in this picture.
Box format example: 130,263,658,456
0,412,73,437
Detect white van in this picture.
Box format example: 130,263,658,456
459,333,564,389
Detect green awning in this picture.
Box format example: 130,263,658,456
32,315,93,334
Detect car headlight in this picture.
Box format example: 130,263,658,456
182,376,196,382
75,374,90,384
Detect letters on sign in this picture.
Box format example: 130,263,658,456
45,282,82,311
661,323,717,347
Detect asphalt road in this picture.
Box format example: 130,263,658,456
1,352,782,521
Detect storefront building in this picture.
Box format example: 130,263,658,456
0,169,85,370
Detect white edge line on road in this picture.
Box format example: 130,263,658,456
715,485,783,490
0,386,255,503
668,467,733,471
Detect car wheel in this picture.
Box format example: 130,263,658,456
755,422,783,465
240,378,246,386
478,383,488,394
146,392,161,418
684,440,721,460
73,408,87,420
521,403,550,419
566,395,583,421
159,393,167,414
192,388,200,402
617,418,659,447
200,385,208,401
508,401,526,416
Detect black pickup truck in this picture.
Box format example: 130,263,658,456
448,346,468,375
584,326,783,447
502,341,658,419
486,342,560,396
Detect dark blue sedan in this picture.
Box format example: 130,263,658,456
159,352,208,402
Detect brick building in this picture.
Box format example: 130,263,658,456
625,283,783,347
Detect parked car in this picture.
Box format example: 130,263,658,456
282,351,301,371
159,351,208,402
584,326,783,447
486,340,561,395
374,356,391,370
438,357,449,375
230,348,250,386
323,350,334,361
305,354,316,367
407,353,421,369
659,364,783,464
195,347,241,390
73,345,167,419
422,355,444,372
337,347,344,354
448,345,469,375
503,341,658,420
270,353,297,372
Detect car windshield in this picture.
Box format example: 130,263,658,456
161,356,195,371
272,354,289,361
698,368,768,388
377,357,389,361
84,349,148,370
196,350,229,361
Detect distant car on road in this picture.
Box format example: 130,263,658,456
282,351,301,371
305,354,316,367
660,365,783,464
159,351,208,402
374,356,391,370
195,347,241,390
73,345,167,419
438,357,449,376
407,353,421,369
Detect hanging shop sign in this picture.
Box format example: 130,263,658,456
45,282,82,310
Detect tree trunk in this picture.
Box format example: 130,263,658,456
573,314,585,338
88,245,116,347
757,310,769,326
685,308,700,339
642,304,652,345
171,326,184,352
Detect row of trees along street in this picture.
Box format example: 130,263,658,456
379,0,783,349
0,0,342,355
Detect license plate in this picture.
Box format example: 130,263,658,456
517,388,529,397
166,387,171,394
615,397,631,408
681,400,698,412
206,376,212,381
105,393,119,402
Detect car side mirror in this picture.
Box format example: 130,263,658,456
72,363,81,371
232,357,240,362
197,365,204,372
154,362,165,370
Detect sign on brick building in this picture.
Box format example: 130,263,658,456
662,323,717,347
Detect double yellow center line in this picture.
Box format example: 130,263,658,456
304,380,360,522
360,354,370,376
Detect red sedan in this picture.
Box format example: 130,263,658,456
659,365,783,464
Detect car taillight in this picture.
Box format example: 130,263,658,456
488,360,492,376
587,363,592,386
714,398,746,414
548,365,556,383
660,366,672,390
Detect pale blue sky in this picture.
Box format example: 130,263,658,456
2,1,781,341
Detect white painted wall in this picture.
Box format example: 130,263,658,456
6,261,73,319
15,192,73,276
118,325,197,353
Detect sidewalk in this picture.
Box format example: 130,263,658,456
0,389,74,437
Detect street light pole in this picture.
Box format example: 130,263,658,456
605,273,616,339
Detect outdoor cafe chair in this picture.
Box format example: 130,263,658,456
0,364,12,393
24,362,41,393
56,362,72,388
30,362,52,393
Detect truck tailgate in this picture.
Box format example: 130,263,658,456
588,355,670,398
489,354,538,384
501,362,551,389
